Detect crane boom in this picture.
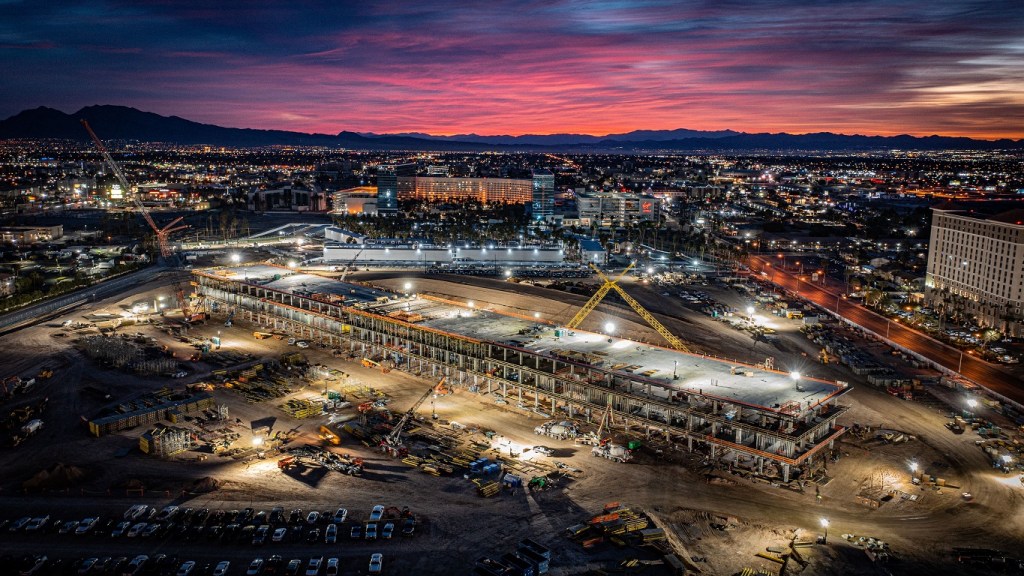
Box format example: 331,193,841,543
566,262,690,352
81,120,198,320
384,377,446,448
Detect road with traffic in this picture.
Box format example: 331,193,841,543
748,255,1024,407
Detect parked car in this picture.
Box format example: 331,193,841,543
127,523,147,538
124,555,148,576
368,554,382,574
331,508,347,524
176,561,196,576
324,558,338,576
272,527,287,542
246,558,264,576
365,523,377,540
324,524,337,544
369,506,384,522
284,560,301,576
212,561,229,576
382,523,394,539
305,511,319,525
304,558,322,576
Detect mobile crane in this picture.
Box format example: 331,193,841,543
382,377,447,455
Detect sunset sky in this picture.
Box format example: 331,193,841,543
2,1,1023,138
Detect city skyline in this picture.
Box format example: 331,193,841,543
2,1,1024,139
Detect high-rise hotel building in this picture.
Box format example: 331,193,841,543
925,204,1024,336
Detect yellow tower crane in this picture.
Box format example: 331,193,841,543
566,262,690,352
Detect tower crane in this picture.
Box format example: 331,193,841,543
566,262,689,352
383,377,447,453
81,120,200,321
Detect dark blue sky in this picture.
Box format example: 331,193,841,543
2,0,1023,137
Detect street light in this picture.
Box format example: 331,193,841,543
605,322,616,334
230,253,240,264
819,518,829,544
534,312,541,319
746,306,755,321
790,371,802,391
403,282,412,294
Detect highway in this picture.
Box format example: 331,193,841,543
747,255,1024,407
0,265,171,333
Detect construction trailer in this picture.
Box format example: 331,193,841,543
194,265,851,481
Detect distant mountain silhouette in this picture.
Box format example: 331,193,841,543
2,105,1021,151
361,128,741,145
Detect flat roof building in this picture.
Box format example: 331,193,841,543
926,203,1024,336
194,265,850,481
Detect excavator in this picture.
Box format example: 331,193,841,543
381,377,447,456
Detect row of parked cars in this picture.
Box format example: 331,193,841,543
9,552,385,576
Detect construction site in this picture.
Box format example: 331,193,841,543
193,264,850,484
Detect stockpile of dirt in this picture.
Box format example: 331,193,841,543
22,462,87,489
189,476,221,493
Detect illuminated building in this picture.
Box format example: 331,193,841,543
577,191,660,227
925,204,1024,336
532,169,554,220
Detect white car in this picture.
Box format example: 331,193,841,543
332,508,347,524
272,527,287,542
369,505,384,522
212,561,230,576
124,505,148,521
296,341,309,349
306,511,319,525
368,554,382,574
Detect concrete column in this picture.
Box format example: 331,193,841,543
782,463,791,483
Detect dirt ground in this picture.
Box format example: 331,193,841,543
1,272,1023,576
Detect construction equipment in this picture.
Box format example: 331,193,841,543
361,358,391,373
382,377,447,454
338,247,365,282
819,348,830,364
81,120,201,321
578,396,613,446
567,262,689,352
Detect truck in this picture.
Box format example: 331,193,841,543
592,443,632,463
534,420,577,440
21,419,44,436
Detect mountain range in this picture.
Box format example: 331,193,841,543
2,105,1022,151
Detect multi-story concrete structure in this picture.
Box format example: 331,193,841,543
926,204,1024,335
577,191,660,227
403,176,532,204
532,169,554,221
377,163,416,215
194,265,850,481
